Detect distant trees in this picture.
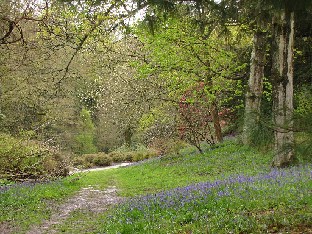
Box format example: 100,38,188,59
1,0,312,175
73,108,97,154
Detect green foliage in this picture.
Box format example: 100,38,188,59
108,151,126,163
295,85,312,117
133,12,249,146
92,153,112,167
138,105,178,149
73,108,97,155
73,154,94,168
72,148,157,169
73,153,112,168
294,85,312,162
132,150,158,162
148,138,188,155
135,16,246,100
247,116,274,151
0,133,68,181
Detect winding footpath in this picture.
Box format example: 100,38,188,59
26,163,132,234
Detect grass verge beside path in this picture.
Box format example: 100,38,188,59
0,169,117,233
1,140,311,233
114,141,272,196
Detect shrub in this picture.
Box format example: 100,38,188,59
149,138,187,156
83,154,97,164
73,154,96,169
132,152,145,162
123,152,134,162
73,153,113,168
93,153,112,167
132,149,158,162
108,151,126,163
0,133,69,181
43,152,69,177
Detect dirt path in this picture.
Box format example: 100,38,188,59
26,163,133,233
1,163,133,234
27,186,124,234
69,162,133,175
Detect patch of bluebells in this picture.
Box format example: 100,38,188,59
103,164,312,231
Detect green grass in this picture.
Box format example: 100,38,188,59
1,140,311,233
0,170,117,233
114,141,272,196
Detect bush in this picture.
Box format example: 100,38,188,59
93,153,112,167
108,151,126,163
0,133,69,181
149,138,187,155
132,149,158,162
43,152,69,177
73,153,113,168
123,152,135,162
132,152,145,162
73,154,95,169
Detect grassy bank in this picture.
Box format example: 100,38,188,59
1,140,311,233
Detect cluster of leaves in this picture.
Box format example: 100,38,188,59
73,153,112,168
0,133,69,181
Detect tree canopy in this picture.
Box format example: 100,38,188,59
1,0,312,181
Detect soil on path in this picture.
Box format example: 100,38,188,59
69,162,133,174
1,163,133,234
27,185,124,234
26,163,133,234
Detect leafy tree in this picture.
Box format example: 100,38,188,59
73,108,97,154
134,10,248,149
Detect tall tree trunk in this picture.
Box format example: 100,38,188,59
271,10,295,167
211,101,223,143
242,30,267,145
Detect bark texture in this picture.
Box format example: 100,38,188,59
242,30,266,145
271,10,295,167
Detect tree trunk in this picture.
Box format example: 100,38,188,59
271,10,295,167
211,101,223,143
242,30,267,145
124,126,133,148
